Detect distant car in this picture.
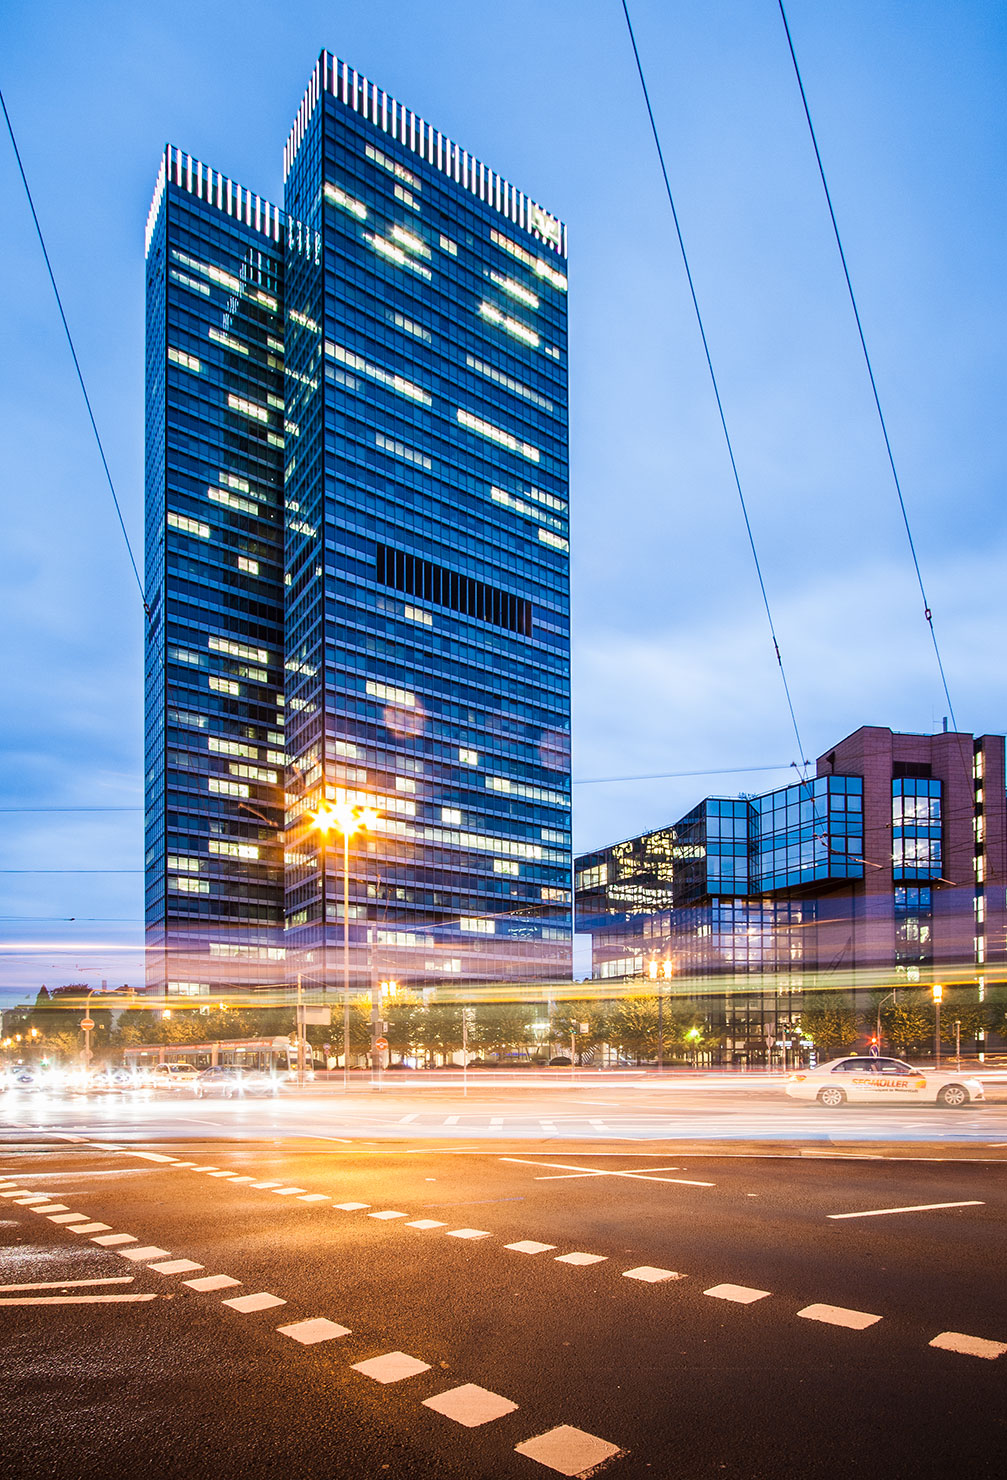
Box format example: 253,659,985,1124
786,1056,984,1108
195,1067,277,1099
548,1056,572,1067
150,1063,199,1092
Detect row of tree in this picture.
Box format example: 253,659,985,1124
5,987,1005,1067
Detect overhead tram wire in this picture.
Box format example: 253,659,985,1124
774,2,959,737
0,88,147,617
619,1,808,773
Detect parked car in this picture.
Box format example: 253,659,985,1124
786,1056,984,1108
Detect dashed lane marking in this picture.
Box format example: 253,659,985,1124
299,1193,328,1202
797,1303,881,1330
423,1383,519,1427
149,1259,204,1275
334,1202,370,1211
514,1424,624,1476
368,1210,407,1220
405,1219,446,1229
118,1246,171,1262
704,1284,772,1304
490,1118,504,1126
445,1228,491,1240
623,1266,683,1283
48,1213,88,1224
227,1176,256,1183
92,1234,138,1247
352,1351,432,1383
274,1187,307,1196
185,1274,241,1291
929,1331,1007,1360
0,1293,157,1307
12,1195,51,1204
208,1171,237,1179
0,1277,133,1292
828,1200,985,1220
555,1253,607,1267
30,1203,69,1213
278,1317,351,1345
223,1292,287,1313
506,1240,556,1255
68,1222,110,1234
251,1182,283,1189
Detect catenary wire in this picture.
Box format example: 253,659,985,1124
774,1,959,736
0,87,147,614
619,1,807,770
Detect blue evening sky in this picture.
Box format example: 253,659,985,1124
1,1,1004,1002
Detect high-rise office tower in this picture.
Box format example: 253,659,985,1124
144,150,288,995
144,52,571,994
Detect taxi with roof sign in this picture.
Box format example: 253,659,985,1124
786,1055,984,1109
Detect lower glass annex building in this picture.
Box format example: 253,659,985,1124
144,52,571,995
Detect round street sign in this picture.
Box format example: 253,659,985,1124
80,1018,95,1030
374,1037,388,1051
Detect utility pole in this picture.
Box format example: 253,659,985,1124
932,983,943,1069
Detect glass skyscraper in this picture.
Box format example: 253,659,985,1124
144,52,571,994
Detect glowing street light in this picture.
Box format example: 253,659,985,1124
310,800,380,1089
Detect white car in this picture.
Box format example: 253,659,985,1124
786,1055,984,1109
150,1063,199,1092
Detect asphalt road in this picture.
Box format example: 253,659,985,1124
1,1097,1006,1479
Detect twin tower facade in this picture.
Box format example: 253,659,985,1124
144,52,572,996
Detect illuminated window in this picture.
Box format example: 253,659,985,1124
228,762,277,784
327,343,431,405
167,512,210,539
442,807,462,825
366,234,432,280
237,557,259,575
208,777,249,798
375,433,432,470
208,737,258,760
395,185,419,210
466,356,553,411
365,144,419,186
538,528,569,552
169,877,210,894
575,863,608,890
390,312,431,343
209,636,269,664
323,181,367,219
439,235,458,256
494,860,519,876
403,605,433,626
209,486,258,514
486,776,569,808
390,225,430,258
167,856,201,872
170,249,241,294
227,393,269,424
395,777,417,793
456,409,540,463
459,916,495,934
478,301,539,348
207,328,248,355
459,749,479,766
208,677,240,697
168,346,201,372
367,680,416,707
490,272,538,309
490,228,567,291
541,887,569,902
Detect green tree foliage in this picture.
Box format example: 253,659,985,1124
416,1003,464,1063
607,996,658,1063
471,1003,536,1058
799,1001,861,1056
881,996,934,1057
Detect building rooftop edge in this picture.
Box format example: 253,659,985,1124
283,49,567,257
145,144,285,258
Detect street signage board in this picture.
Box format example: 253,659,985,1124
80,1018,95,1030
374,1037,388,1051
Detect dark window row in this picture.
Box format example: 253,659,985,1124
376,543,531,636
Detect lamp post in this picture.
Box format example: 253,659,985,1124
932,983,943,1069
648,957,673,1072
310,800,379,1090
876,988,897,1052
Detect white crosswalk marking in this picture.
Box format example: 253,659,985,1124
223,1292,286,1313
623,1266,682,1283
277,1317,350,1345
352,1351,431,1383
0,1278,134,1292
0,1293,157,1307
704,1284,771,1304
514,1424,623,1475
798,1303,881,1330
929,1331,1007,1359
423,1383,518,1427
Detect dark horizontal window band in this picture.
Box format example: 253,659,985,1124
375,543,531,637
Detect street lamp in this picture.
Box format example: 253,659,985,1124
932,983,943,1069
310,800,380,1089
648,956,673,1072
